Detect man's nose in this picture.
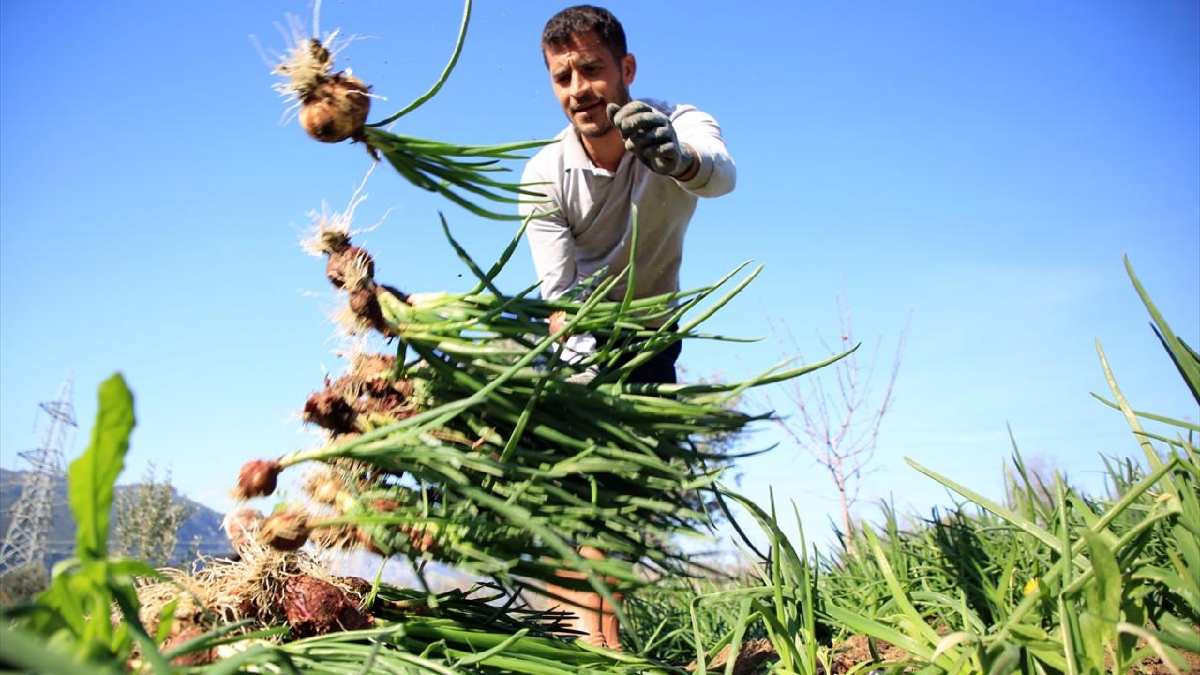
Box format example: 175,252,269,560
569,71,592,99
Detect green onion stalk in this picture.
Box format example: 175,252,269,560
273,0,552,220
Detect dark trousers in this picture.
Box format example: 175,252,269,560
620,339,681,385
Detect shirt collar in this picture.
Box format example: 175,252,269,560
562,126,594,171
562,126,633,176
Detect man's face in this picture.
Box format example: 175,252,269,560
543,31,635,138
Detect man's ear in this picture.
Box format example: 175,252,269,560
622,53,637,87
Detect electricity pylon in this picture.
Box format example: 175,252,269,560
0,378,76,575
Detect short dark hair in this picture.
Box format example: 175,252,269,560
541,5,627,65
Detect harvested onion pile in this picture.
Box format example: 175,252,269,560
131,533,662,672
231,208,849,621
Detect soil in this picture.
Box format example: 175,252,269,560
688,639,777,675
828,635,908,673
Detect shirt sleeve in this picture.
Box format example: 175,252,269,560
519,158,577,300
671,106,737,198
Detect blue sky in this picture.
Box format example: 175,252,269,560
2,1,1197,551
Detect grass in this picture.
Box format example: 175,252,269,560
621,258,1198,674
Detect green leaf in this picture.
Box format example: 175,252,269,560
155,598,178,644
1124,256,1200,405
1088,393,1200,432
983,643,1021,675
0,624,112,675
369,0,471,126
1157,612,1200,652
822,604,928,659
1077,612,1106,672
1083,530,1122,625
67,374,135,560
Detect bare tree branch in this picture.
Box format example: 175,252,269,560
765,300,909,542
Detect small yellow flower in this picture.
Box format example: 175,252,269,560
1023,578,1040,596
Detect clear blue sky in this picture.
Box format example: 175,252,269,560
2,1,1197,549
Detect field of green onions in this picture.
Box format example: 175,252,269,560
620,259,1200,675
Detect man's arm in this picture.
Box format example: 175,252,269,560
519,160,577,300
671,106,736,198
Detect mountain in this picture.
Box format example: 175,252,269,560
0,468,230,569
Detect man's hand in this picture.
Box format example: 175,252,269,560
607,101,697,178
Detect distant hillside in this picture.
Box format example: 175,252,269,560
0,468,230,569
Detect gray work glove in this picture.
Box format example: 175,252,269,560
607,101,696,178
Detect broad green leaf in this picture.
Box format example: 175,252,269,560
67,373,135,560
1077,612,1106,672
1083,530,1122,624
31,573,84,636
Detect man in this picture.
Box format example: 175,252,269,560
520,5,736,385
519,4,736,647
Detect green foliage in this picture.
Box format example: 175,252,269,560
111,463,194,567
620,572,767,666
68,374,135,560
618,259,1198,674
0,374,170,673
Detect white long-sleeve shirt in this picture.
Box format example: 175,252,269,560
518,99,736,307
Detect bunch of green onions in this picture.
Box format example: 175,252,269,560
233,208,850,644
118,581,672,673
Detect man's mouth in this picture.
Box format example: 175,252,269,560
572,100,603,116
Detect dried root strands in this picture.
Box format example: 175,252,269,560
351,351,398,382
299,197,357,259
222,507,264,556
274,32,335,101
302,469,345,507
134,547,377,649
232,459,282,500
